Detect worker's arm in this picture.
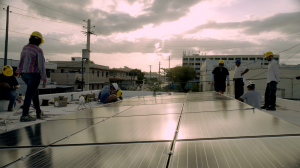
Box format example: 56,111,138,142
226,75,230,85
211,74,214,82
241,69,249,76
14,85,20,89
272,62,280,82
0,82,10,88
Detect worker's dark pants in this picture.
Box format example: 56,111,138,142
1,90,17,108
264,81,277,107
21,73,42,116
234,78,244,99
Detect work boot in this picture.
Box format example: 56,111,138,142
266,106,276,111
36,112,44,119
7,105,13,111
20,115,36,122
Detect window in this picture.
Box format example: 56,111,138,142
222,58,227,60
215,58,220,60
102,84,104,88
46,69,51,78
102,71,104,77
183,58,188,61
195,68,200,70
97,71,99,77
189,58,194,61
250,58,255,60
183,63,188,65
228,58,234,60
92,85,94,90
274,58,279,60
202,58,206,60
242,58,248,60
197,73,200,75
189,63,194,65
235,58,241,60
195,63,200,65
97,85,99,89
51,69,55,73
106,72,109,77
264,63,269,65
257,58,263,60
196,58,200,60
61,69,65,73
92,70,94,74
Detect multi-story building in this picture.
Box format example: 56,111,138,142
109,68,137,90
182,53,280,81
50,60,110,91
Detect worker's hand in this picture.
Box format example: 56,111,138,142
3,83,10,88
17,73,21,78
241,73,244,76
227,84,230,87
42,81,47,88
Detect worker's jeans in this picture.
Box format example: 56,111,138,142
234,78,244,99
21,73,42,116
2,90,17,108
264,81,277,107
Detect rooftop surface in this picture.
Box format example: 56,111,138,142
1,92,300,168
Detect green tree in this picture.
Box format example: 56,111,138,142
129,69,145,84
166,66,196,92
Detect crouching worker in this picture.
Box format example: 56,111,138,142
238,81,262,109
111,83,123,100
0,65,20,111
98,84,118,104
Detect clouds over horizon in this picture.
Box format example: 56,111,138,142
0,0,300,71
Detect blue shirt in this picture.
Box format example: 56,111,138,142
98,85,110,103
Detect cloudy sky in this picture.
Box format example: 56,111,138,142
0,0,300,72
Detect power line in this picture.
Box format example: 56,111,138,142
0,2,83,26
25,0,84,21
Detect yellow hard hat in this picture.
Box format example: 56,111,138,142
30,31,44,43
247,81,255,87
265,51,273,58
2,65,13,77
117,90,122,97
219,60,224,64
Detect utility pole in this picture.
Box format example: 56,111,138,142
149,65,152,82
169,56,170,70
4,6,10,66
159,62,161,83
85,19,91,91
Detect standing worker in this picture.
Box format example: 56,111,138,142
17,31,47,122
233,59,249,99
211,60,230,94
262,51,280,111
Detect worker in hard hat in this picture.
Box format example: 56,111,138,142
238,81,262,109
262,51,280,111
211,60,230,94
98,84,118,104
111,83,123,100
16,31,47,122
233,59,249,99
0,65,20,111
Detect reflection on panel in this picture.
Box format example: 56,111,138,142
0,118,103,147
118,103,183,116
184,100,252,112
56,114,180,145
102,101,145,107
186,95,233,102
178,110,300,140
0,147,42,167
144,98,185,105
11,142,170,168
173,137,300,168
55,106,131,120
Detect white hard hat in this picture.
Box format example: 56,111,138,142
112,83,119,90
247,81,255,87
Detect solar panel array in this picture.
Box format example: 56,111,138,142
1,92,300,168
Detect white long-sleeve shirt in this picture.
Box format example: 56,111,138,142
267,59,280,83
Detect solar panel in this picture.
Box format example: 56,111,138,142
54,106,132,120
10,142,170,168
118,103,183,116
178,110,300,140
55,114,180,145
173,137,300,168
184,100,252,112
0,118,103,147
